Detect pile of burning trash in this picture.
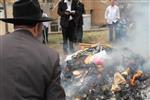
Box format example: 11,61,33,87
61,43,150,100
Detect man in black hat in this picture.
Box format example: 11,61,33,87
74,0,85,49
0,0,66,100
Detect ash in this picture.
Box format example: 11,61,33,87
61,44,150,100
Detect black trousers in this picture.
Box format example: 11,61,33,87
62,20,75,54
42,26,48,44
75,26,83,43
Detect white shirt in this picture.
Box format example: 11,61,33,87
105,5,120,24
42,13,49,28
64,0,73,20
64,0,72,12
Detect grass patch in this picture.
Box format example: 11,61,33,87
48,30,109,53
83,31,108,44
48,30,108,45
48,34,62,44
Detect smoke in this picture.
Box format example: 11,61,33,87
118,0,150,58
61,1,150,99
129,1,149,57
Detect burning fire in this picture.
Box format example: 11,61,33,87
130,70,144,86
111,68,144,93
62,43,150,100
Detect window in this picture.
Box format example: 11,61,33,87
0,3,3,10
0,3,3,18
42,0,53,3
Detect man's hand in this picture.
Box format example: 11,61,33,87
65,11,70,15
70,10,75,14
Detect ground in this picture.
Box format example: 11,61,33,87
47,29,109,56
47,29,150,99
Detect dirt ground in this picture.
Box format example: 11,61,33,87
48,30,109,57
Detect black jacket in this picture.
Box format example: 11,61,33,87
0,30,66,100
57,0,78,28
75,1,85,27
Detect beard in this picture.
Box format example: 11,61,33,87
36,23,43,43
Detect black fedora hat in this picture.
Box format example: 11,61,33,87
0,0,53,24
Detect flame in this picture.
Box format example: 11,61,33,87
114,72,126,85
72,96,81,100
111,72,126,92
130,70,144,86
111,67,145,93
121,67,130,76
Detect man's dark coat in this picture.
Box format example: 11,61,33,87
0,30,65,100
57,0,77,28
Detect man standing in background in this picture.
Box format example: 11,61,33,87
57,0,77,55
74,0,85,50
42,12,49,44
105,0,120,42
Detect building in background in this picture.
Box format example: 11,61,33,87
0,0,14,35
0,0,108,34
49,0,108,31
0,0,149,58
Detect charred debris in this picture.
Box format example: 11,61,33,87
61,43,150,100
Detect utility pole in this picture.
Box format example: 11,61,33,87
3,0,8,33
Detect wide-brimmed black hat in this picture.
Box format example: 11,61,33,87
0,0,53,24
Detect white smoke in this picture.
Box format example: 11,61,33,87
117,0,150,59
129,1,149,58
